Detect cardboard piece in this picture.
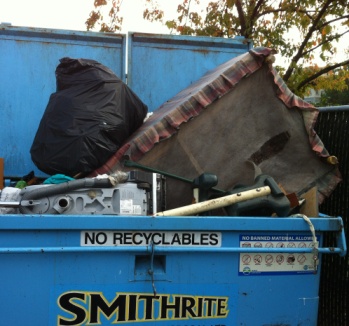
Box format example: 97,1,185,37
299,186,319,217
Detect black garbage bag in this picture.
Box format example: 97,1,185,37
30,57,148,176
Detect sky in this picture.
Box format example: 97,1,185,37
0,0,183,33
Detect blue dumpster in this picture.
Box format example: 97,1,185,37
0,24,346,326
0,214,346,325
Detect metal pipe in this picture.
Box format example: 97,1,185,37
317,105,349,112
124,160,226,194
152,173,157,214
0,201,20,208
154,186,271,216
0,246,344,255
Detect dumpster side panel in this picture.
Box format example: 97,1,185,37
0,26,126,179
0,252,321,325
0,216,336,326
127,33,252,112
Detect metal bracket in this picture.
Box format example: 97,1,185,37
148,242,157,296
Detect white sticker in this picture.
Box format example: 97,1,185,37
133,205,142,215
239,234,319,275
120,199,133,214
81,231,222,247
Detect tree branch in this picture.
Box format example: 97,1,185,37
301,29,349,57
251,0,265,21
283,0,333,82
297,59,349,90
235,0,247,34
318,14,349,29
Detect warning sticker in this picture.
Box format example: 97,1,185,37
238,234,320,276
120,199,142,215
81,231,222,247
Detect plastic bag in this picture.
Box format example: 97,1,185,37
30,57,148,176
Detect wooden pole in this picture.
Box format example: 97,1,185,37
154,186,271,216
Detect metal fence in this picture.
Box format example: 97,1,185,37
316,106,348,325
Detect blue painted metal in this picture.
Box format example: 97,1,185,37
0,215,346,325
317,105,349,112
0,24,126,179
0,214,344,231
0,245,344,255
127,32,252,112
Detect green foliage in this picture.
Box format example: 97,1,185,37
318,68,349,106
319,84,349,106
87,0,349,97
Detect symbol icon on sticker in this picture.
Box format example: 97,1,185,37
254,255,262,264
287,255,295,264
242,255,251,264
265,254,274,265
276,254,284,264
243,267,251,275
297,254,306,264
